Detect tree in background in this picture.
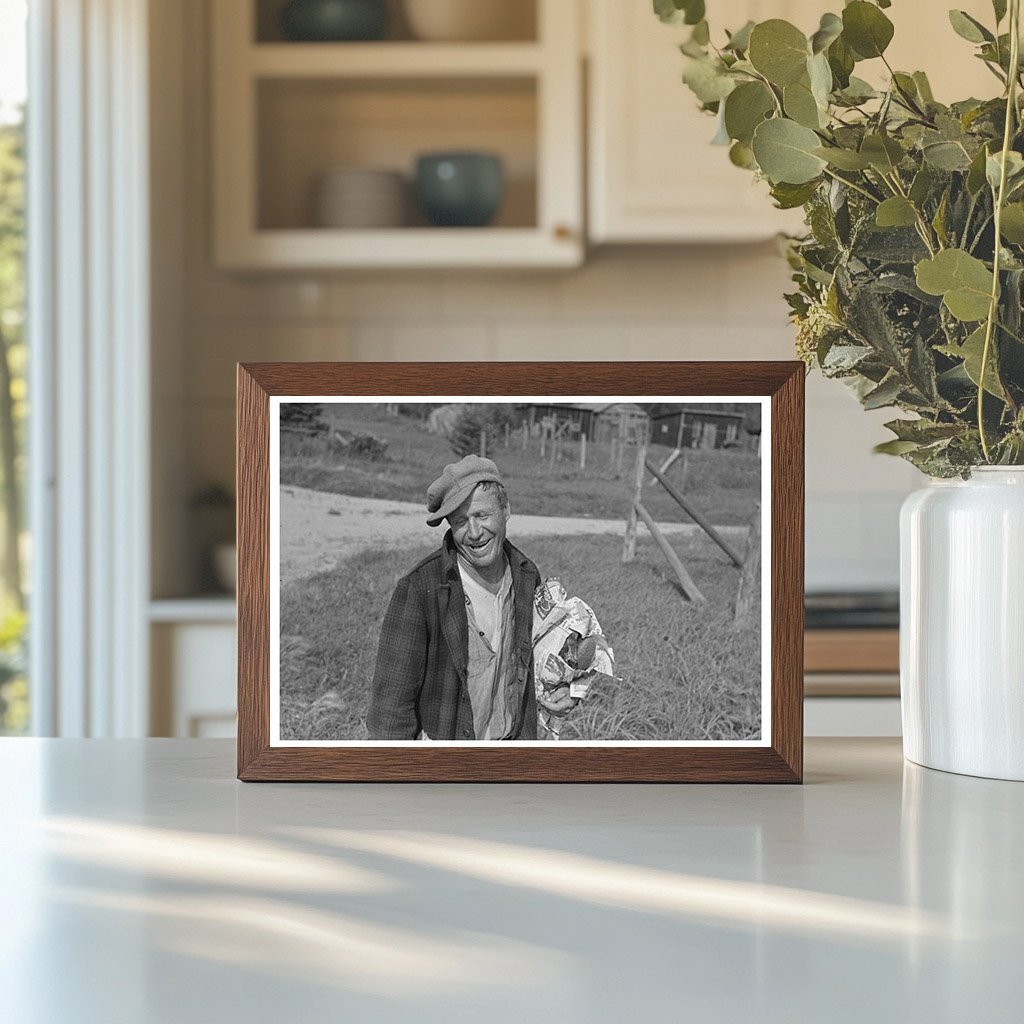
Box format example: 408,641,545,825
0,107,26,733
0,113,24,607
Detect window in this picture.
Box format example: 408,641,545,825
0,0,28,734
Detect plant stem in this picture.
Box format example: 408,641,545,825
884,171,938,255
979,0,1021,462
822,167,880,205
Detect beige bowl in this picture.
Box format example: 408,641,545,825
403,0,535,41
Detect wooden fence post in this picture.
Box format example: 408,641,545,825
734,502,761,622
621,429,647,563
522,419,528,450
579,433,587,471
635,501,706,604
540,425,547,458
645,457,744,567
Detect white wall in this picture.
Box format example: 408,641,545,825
155,0,920,598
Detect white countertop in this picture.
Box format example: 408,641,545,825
1,738,1020,1023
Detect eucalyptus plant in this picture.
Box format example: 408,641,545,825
657,0,1024,475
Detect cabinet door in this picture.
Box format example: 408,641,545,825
587,0,812,242
588,0,1000,244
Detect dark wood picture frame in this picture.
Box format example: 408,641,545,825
237,362,804,782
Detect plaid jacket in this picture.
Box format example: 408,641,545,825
367,532,540,740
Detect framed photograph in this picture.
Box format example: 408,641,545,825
237,362,803,782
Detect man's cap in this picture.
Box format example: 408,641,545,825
426,455,504,527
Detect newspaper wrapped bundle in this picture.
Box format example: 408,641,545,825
532,578,616,739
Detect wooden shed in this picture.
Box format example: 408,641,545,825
650,405,754,450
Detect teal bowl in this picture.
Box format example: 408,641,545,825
281,0,388,41
415,153,505,228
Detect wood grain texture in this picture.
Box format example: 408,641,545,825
804,629,899,674
236,366,270,778
236,361,804,783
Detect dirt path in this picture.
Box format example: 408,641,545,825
280,486,747,584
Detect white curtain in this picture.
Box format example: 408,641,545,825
28,0,150,736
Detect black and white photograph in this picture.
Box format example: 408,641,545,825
269,397,769,746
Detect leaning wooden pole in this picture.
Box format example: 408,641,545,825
645,458,744,567
734,502,761,622
635,501,706,604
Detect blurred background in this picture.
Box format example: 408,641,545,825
0,0,998,740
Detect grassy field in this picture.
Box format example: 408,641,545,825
279,533,761,743
280,403,760,526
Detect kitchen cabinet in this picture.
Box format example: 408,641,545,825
211,0,583,269
586,0,998,244
150,601,237,738
587,0,810,243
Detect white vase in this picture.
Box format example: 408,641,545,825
900,467,1024,780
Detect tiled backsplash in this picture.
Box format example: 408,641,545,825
180,247,917,592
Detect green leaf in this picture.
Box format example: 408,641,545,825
691,19,710,45
967,144,991,194
932,190,950,247
948,10,994,44
724,20,755,53
827,36,855,89
915,249,994,322
729,140,757,169
862,374,903,409
860,133,904,173
885,418,963,443
913,71,935,104
784,80,824,129
711,109,731,145
653,0,705,26
922,140,972,171
1000,203,1024,245
874,439,922,455
748,20,809,87
810,12,843,54
814,146,872,170
993,0,1008,24
986,150,1024,191
909,164,933,205
770,180,820,209
837,76,879,104
682,57,736,104
807,52,833,109
723,81,775,144
939,325,1006,398
751,118,828,184
876,197,918,228
842,1,895,59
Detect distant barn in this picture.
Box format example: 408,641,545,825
650,404,759,450
521,402,649,441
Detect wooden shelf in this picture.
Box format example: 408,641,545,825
217,226,580,270
249,42,544,78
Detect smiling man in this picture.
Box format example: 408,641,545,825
367,455,544,741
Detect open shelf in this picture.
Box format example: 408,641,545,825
256,76,537,232
249,42,544,77
212,0,581,268
254,0,538,44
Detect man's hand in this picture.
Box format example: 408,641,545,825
537,685,578,716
